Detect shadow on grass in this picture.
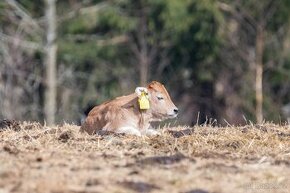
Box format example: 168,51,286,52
138,153,195,165
167,128,195,138
118,180,160,193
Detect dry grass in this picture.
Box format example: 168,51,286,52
0,122,289,193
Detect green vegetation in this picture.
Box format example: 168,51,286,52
1,0,290,125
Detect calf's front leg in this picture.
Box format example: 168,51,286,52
115,126,142,136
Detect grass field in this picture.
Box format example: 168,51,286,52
0,121,289,193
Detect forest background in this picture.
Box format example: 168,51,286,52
1,0,290,126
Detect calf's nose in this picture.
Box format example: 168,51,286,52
174,108,179,114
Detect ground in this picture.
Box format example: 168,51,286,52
0,122,289,193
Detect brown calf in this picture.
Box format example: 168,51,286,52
80,81,178,136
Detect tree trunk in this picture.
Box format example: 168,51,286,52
138,2,148,86
44,0,57,125
255,24,264,124
140,53,148,86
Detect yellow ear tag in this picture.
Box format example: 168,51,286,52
138,92,150,110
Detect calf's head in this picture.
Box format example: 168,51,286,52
135,81,178,121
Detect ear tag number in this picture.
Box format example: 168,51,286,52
138,92,150,110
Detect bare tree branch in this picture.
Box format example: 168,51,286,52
36,2,108,24
0,32,43,50
5,0,43,34
217,1,256,34
64,34,128,46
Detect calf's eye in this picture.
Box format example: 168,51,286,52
157,96,164,100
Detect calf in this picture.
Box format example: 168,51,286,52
80,81,178,136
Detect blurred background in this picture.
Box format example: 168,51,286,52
1,0,290,126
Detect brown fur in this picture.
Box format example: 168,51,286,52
80,81,177,135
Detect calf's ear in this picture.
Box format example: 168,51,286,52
135,87,149,96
